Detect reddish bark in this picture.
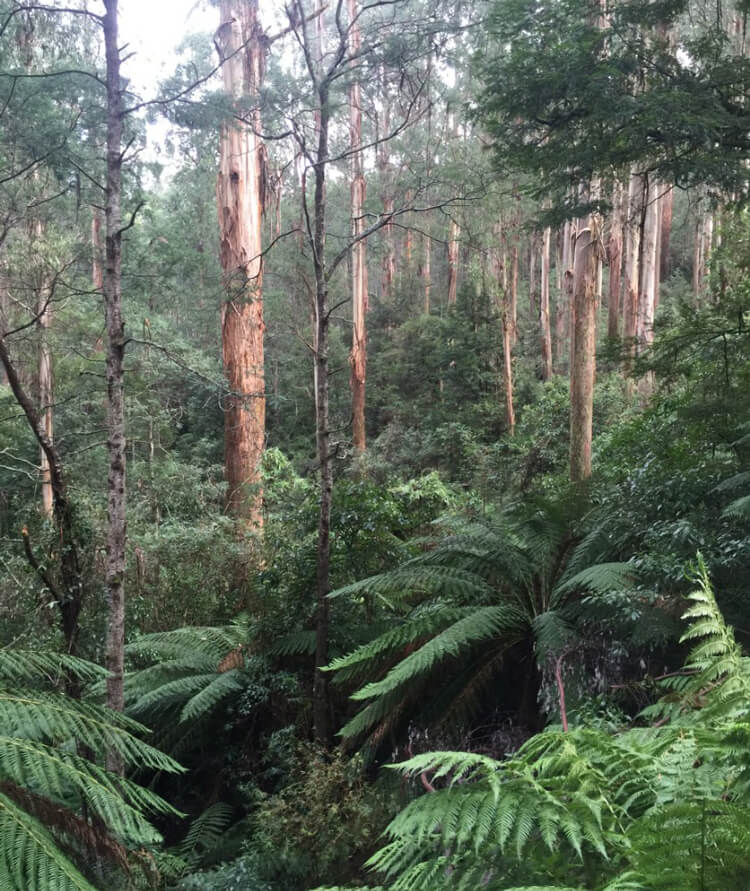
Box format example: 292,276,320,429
216,0,266,528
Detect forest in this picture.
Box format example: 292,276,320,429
1,0,750,887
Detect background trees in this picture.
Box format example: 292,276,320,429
1,0,750,887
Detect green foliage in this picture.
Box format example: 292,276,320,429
0,647,182,890
355,562,750,889
329,494,640,752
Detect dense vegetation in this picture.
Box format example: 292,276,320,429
1,0,750,888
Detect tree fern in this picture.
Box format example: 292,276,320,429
356,563,750,890
328,496,639,751
0,649,183,891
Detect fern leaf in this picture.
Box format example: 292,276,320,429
179,670,245,723
350,605,525,703
0,791,97,891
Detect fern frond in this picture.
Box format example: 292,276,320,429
0,691,183,773
178,802,234,869
325,607,470,684
0,790,97,891
554,563,634,600
350,605,525,703
329,565,494,604
0,652,105,687
268,629,317,657
125,621,248,663
179,670,245,723
0,736,178,845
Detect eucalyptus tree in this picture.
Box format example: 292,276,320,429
215,0,266,530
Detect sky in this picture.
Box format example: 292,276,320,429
118,0,216,96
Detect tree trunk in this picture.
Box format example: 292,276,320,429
638,178,659,397
377,94,395,301
348,0,367,453
38,285,53,519
607,181,623,339
659,183,673,282
556,220,575,371
569,218,598,482
103,0,126,754
312,76,332,747
510,236,519,345
540,226,553,381
216,0,266,529
529,233,537,321
623,172,642,392
0,337,83,658
447,217,460,306
492,224,514,433
420,230,431,314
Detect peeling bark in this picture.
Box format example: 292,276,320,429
216,0,266,528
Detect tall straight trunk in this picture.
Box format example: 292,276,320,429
420,230,431,313
638,179,659,396
38,287,53,518
510,236,519,344
502,302,515,435
556,220,575,371
701,211,714,293
404,189,413,272
377,97,395,301
492,224,514,433
529,233,537,321
659,183,672,282
569,218,598,482
312,76,332,748
540,226,553,380
447,217,460,305
607,181,624,339
216,0,266,528
103,0,126,749
623,172,643,392
348,0,367,452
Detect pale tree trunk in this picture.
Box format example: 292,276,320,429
510,236,519,344
638,178,659,397
540,226,553,380
492,223,514,433
29,207,54,518
404,189,413,273
623,171,643,394
103,0,126,755
692,208,703,298
569,217,598,481
216,0,266,528
38,285,53,519
556,220,575,371
348,0,367,452
607,181,624,339
446,114,460,307
447,216,460,306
